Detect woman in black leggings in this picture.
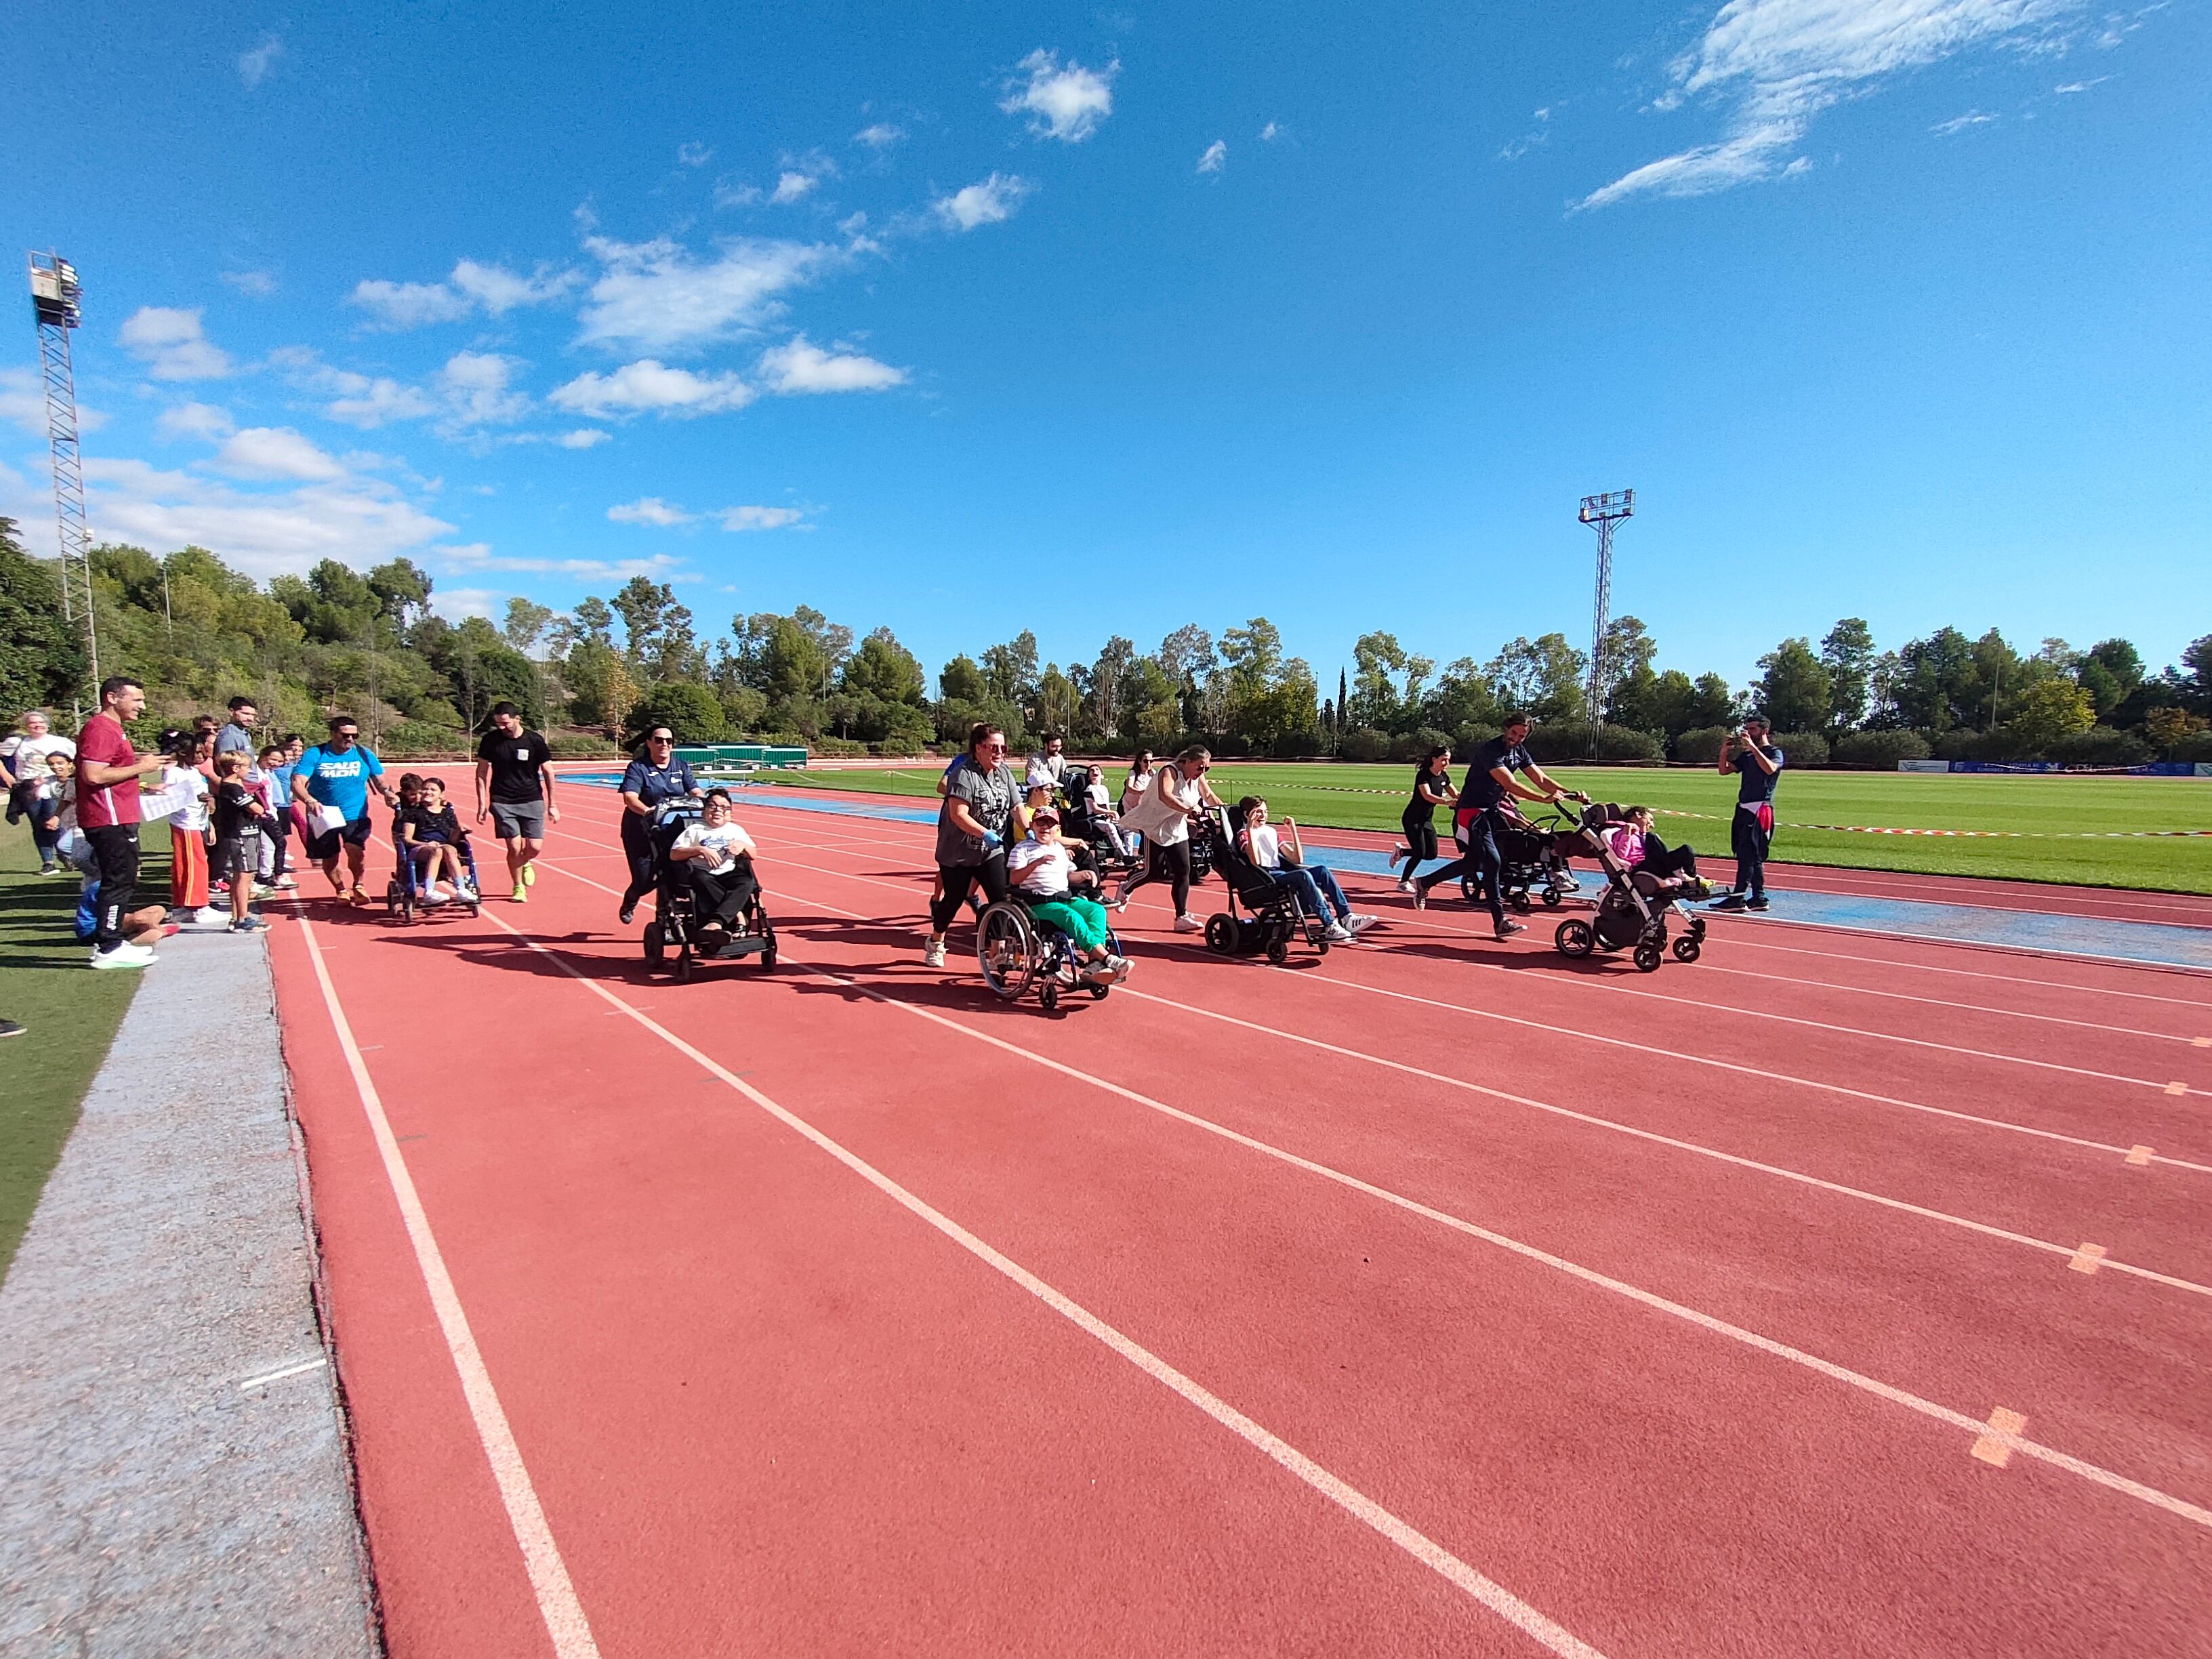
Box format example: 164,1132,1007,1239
1390,746,1453,892
616,726,705,925
1111,745,1223,930
924,723,1022,968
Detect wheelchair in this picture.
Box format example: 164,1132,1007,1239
640,800,778,982
975,888,1124,1014
384,825,483,924
1203,806,1333,964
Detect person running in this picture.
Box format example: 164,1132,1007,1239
475,702,559,903
75,676,167,969
1389,745,1454,893
1120,750,1157,815
1237,796,1376,941
616,726,703,924
1111,745,1223,931
3,710,75,875
1412,713,1584,941
924,723,1021,969
1711,717,1784,912
292,715,398,904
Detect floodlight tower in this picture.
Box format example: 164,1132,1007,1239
28,251,98,717
1578,489,1633,757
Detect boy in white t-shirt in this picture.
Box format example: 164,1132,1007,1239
1234,796,1376,943
1008,807,1130,984
667,790,761,954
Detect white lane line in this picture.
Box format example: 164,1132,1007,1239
1650,934,2212,1011
239,1355,329,1390
298,918,602,1659
474,903,1605,1659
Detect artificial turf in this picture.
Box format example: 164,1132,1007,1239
0,821,168,1282
750,762,2212,894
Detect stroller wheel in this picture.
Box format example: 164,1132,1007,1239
1265,937,1289,966
1672,936,1702,964
1555,918,1595,958
1204,912,1241,955
1509,890,1531,912
1633,941,1664,973
642,921,665,964
1542,888,1563,907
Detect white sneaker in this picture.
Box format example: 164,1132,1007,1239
422,884,449,905
1345,914,1379,935
923,939,947,968
1174,914,1204,933
1323,922,1352,942
1109,956,1133,982
90,942,157,970
1395,878,1414,894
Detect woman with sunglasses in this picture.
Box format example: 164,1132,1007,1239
924,722,1022,968
1111,744,1221,930
616,726,705,925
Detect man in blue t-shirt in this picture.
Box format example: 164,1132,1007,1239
1412,712,1584,940
290,714,398,904
1711,716,1784,912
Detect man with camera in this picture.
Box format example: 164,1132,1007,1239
1711,716,1782,912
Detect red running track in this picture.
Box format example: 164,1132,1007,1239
262,774,2212,1658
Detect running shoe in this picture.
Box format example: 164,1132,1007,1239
511,885,529,903
1410,884,1428,912
1745,895,1770,912
1323,922,1352,943
923,939,947,968
1494,919,1526,940
89,942,157,970
350,888,375,907
39,861,59,876
1708,895,1748,912
228,916,268,933
1345,914,1379,935
1109,956,1133,982
619,901,638,925
0,1018,23,1038
1173,913,1204,932
273,876,298,891
521,861,537,888
1395,878,1414,894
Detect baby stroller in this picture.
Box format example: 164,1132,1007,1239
1460,797,1584,912
1202,806,1333,964
384,819,483,924
1059,765,1142,883
641,800,777,982
1552,803,1707,973
977,890,1126,1014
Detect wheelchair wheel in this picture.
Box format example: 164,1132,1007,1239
642,922,665,964
1633,941,1663,973
1265,937,1288,966
1204,912,1241,955
1556,918,1595,958
760,941,777,969
1509,890,1531,913
977,903,1040,1002
1542,888,1563,907
1088,981,1110,1000
1672,936,1701,964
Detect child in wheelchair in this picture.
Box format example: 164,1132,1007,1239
1006,806,1132,985
665,788,765,958
396,775,478,906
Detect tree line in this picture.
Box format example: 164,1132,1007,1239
3,518,2207,768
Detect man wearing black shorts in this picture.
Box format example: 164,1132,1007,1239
291,716,398,904
474,702,559,903
1412,712,1584,941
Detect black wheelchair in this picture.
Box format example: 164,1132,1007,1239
640,800,777,982
1202,806,1332,964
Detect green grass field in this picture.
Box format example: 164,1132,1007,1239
0,821,167,1282
754,763,2212,894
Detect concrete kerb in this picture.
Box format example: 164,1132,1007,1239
0,925,381,1659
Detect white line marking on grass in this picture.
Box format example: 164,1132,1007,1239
239,1355,329,1389
298,919,602,1659
475,905,1607,1659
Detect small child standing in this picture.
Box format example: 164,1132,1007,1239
249,743,297,893
158,729,216,926
211,750,269,933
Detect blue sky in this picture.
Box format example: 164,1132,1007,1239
3,0,2206,689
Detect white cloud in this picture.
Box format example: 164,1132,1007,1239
326,375,441,428
1501,107,1553,161
555,428,611,449
437,350,532,426
678,141,714,167
451,259,579,314
222,269,279,298
772,170,818,204
573,234,836,353
756,335,905,394
2054,73,2110,91
934,172,1035,232
238,35,283,88
156,401,235,441
1258,121,1285,142
1000,48,1118,142
1580,0,2087,208
548,359,755,419
441,547,689,581
350,260,577,329
211,427,349,483
0,367,96,437
608,497,697,527
1196,140,1227,175
430,587,501,621
349,279,473,329
119,307,234,380
718,506,804,532
855,122,906,148
1932,108,2000,133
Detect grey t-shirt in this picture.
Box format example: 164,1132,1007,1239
935,758,1019,867
213,722,257,758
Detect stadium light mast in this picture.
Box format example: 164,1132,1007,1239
1578,489,1633,758
28,251,98,718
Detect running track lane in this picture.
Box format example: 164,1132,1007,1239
276,787,2212,1659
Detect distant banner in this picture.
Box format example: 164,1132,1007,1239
1899,760,2206,777
1897,760,1950,773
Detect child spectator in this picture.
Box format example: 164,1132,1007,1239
249,744,297,892
1007,806,1130,985
400,776,474,902
210,750,268,933
157,729,218,927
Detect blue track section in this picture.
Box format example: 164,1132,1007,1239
569,775,2212,972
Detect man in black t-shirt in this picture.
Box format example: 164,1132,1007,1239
474,701,560,903
1412,713,1584,939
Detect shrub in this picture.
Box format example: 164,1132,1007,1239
876,732,928,758
811,736,869,758
1270,729,1324,758
1593,724,1664,763
2048,726,2153,767
1521,724,1585,764
1673,726,1732,765
2167,731,2212,764
1388,727,1454,764
381,719,466,756
548,731,621,760
1339,726,1391,762
623,680,726,747
1768,730,1828,766
1451,723,1501,763
1832,729,1932,769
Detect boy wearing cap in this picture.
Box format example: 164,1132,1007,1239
1006,806,1130,984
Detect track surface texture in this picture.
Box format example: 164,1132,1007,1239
268,767,2212,1658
